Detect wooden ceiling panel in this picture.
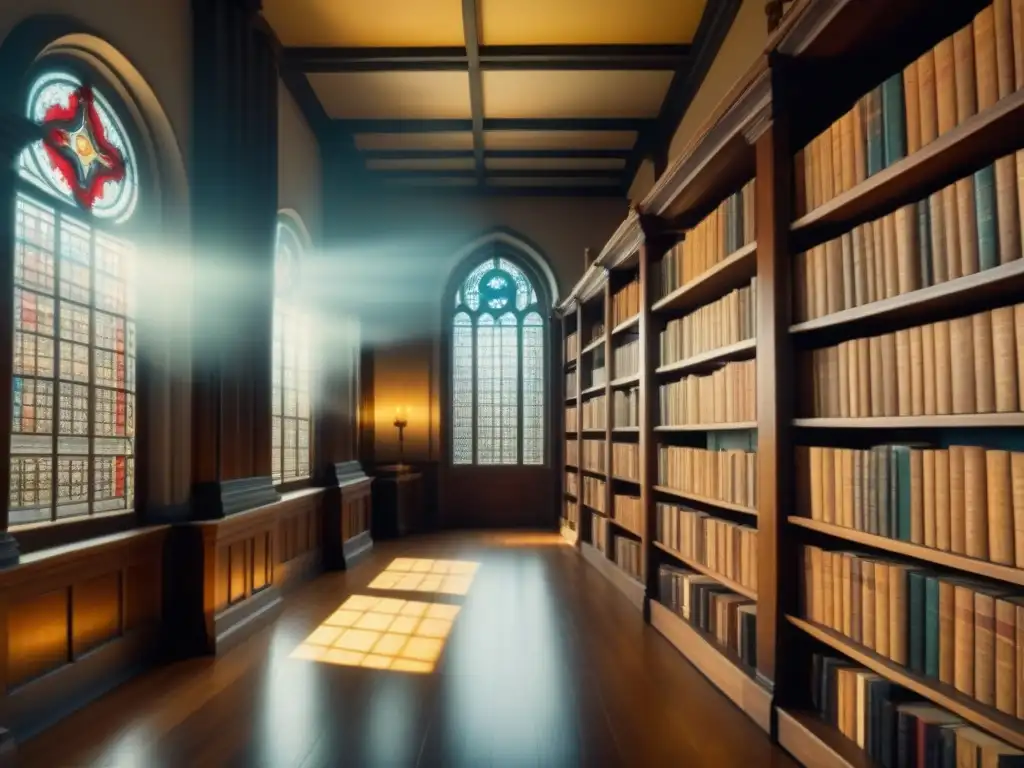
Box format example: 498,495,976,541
483,130,637,150
355,132,476,151
477,0,707,45
308,72,472,119
486,176,621,187
482,70,673,119
367,157,477,171
264,0,466,47
484,157,624,170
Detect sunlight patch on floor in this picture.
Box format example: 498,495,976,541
290,594,462,674
366,558,480,595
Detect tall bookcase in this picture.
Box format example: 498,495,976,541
557,0,1024,763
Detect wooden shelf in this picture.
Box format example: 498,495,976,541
650,601,771,733
609,373,640,388
610,475,640,485
581,336,606,355
794,414,1024,429
790,260,1024,337
580,383,607,397
776,709,876,768
788,615,1024,750
788,516,1024,588
611,315,640,335
580,427,606,435
656,338,757,377
581,504,607,517
581,467,606,479
653,541,757,600
559,522,579,547
652,486,757,518
791,89,1024,248
651,242,757,316
655,422,758,432
608,517,643,539
565,395,577,404
564,358,577,369
580,541,645,612
612,426,640,433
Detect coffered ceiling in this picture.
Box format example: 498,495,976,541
265,0,741,197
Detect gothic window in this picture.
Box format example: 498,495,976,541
451,254,545,465
10,70,139,525
272,219,311,483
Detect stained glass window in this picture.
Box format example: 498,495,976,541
272,220,312,484
9,72,138,525
451,253,545,465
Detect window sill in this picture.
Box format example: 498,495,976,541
10,509,140,555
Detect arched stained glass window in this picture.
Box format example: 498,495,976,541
271,219,312,483
10,70,139,526
451,255,545,465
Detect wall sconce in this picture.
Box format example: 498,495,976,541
393,406,408,468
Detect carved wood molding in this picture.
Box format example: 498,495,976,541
642,63,772,219
770,0,847,56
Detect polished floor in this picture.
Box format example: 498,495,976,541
20,532,799,767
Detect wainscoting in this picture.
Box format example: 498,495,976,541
0,527,167,739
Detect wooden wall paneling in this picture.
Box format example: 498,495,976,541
753,64,792,693
0,529,166,738
70,573,122,660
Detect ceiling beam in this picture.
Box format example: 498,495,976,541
359,149,632,160
461,0,485,185
337,118,656,133
286,44,691,73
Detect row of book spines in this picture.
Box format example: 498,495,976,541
794,1,1024,218
592,512,607,552
657,179,757,295
566,406,578,424
565,332,579,361
804,304,1024,418
565,500,578,523
658,565,757,667
612,281,640,326
581,397,606,429
798,444,1024,569
803,544,1024,718
613,342,640,378
613,496,642,534
810,650,1024,768
656,446,758,509
565,472,578,492
612,445,639,480
614,537,643,581
794,156,1023,325
582,477,606,512
659,280,757,366
587,323,605,345
658,359,757,425
655,509,758,593
565,437,577,457
588,367,607,388
565,371,577,391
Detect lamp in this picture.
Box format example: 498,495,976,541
393,406,409,468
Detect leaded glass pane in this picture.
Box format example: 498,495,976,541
10,190,135,524
451,256,546,466
272,221,312,483
452,311,472,464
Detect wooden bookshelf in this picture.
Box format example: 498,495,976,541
776,709,876,768
789,615,1024,750
793,414,1024,429
655,338,757,377
653,541,758,600
651,242,757,315
654,422,758,432
581,540,645,612
789,515,1024,588
552,0,1024,761
650,601,772,733
653,486,758,518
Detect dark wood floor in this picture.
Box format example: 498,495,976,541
19,532,800,767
